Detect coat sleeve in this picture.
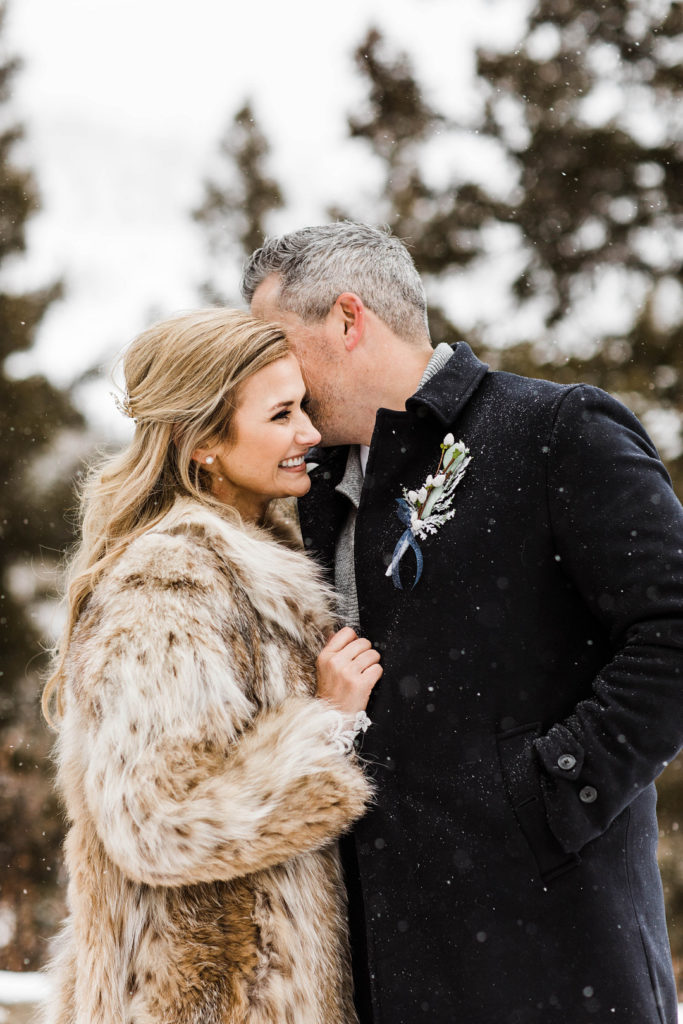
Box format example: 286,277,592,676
71,540,372,888
532,384,683,854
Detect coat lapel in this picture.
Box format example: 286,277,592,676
406,341,489,425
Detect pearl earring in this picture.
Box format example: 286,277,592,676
205,456,214,465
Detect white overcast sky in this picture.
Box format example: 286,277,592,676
5,0,529,432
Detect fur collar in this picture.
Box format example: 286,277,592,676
110,496,337,643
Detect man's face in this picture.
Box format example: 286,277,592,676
251,274,348,445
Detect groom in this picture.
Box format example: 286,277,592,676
243,222,683,1023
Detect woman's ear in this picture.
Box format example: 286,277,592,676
191,447,217,469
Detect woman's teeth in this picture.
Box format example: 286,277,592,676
279,456,305,468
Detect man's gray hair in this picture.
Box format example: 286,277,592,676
241,222,429,343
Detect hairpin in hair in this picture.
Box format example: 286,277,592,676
111,390,136,422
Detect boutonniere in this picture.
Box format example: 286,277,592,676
386,434,472,589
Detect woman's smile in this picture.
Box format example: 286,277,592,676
278,455,307,471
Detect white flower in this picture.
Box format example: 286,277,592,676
443,432,455,447
433,474,446,486
417,487,428,504
425,474,434,487
407,489,418,503
443,440,466,469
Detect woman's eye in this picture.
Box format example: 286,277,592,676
272,409,291,421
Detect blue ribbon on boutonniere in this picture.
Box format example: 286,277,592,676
390,498,424,590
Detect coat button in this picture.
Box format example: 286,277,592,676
579,786,598,803
557,754,577,771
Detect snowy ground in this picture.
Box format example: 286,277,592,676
0,972,50,1022
0,969,681,1021
0,971,50,1023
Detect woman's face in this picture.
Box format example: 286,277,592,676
201,354,322,522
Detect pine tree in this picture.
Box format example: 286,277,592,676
345,11,683,489
193,101,284,305
474,0,683,489
476,0,682,327
0,1,84,969
332,28,489,345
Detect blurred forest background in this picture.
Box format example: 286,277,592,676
2,0,682,986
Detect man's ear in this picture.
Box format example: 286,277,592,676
335,292,365,352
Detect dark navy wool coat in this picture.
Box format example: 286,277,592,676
298,342,683,1024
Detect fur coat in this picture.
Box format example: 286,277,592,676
42,497,373,1024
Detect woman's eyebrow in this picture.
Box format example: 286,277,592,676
268,395,307,412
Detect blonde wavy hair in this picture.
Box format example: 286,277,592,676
43,308,289,726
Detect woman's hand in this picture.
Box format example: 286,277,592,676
316,627,383,716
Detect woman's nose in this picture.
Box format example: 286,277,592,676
296,417,321,447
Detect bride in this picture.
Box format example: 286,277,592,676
41,309,381,1024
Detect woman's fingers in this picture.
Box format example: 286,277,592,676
320,627,358,657
362,663,383,687
316,627,382,715
337,637,373,663
319,631,373,667
350,648,382,674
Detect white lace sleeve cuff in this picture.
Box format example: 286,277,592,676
329,710,372,755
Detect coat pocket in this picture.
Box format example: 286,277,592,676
496,722,580,884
